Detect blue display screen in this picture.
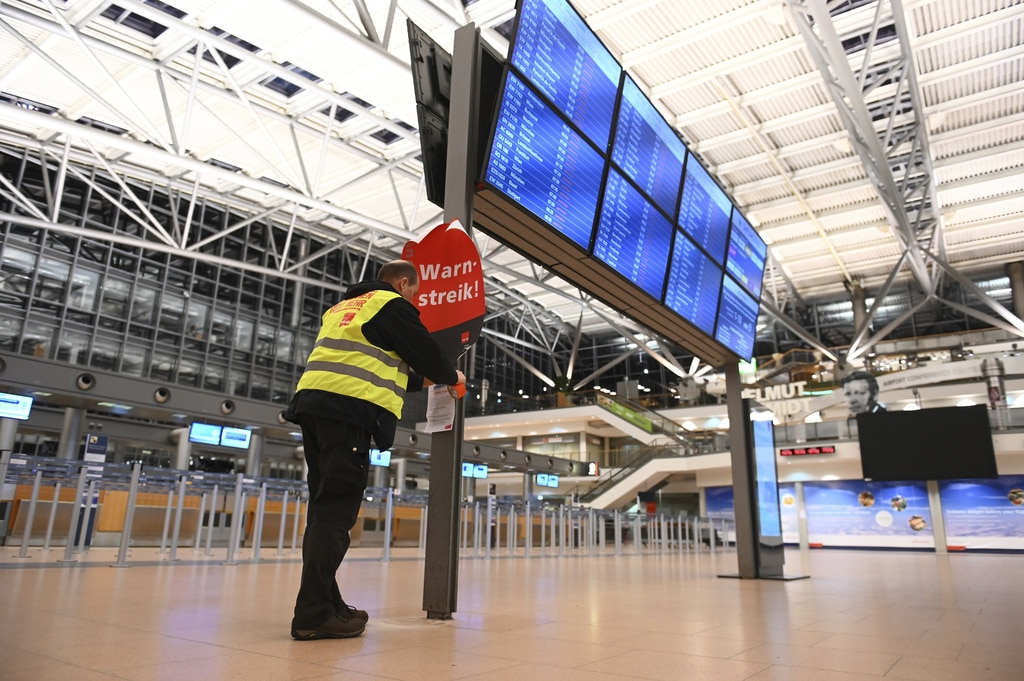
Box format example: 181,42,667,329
370,449,392,466
510,0,620,148
188,422,222,446
0,391,33,421
725,210,767,299
461,462,475,478
715,275,760,360
611,76,686,218
473,464,489,479
219,427,251,449
677,158,731,265
752,418,781,538
485,70,605,250
593,169,674,299
663,232,721,335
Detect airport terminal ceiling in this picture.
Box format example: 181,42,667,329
1,0,1023,380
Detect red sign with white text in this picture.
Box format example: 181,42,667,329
402,220,485,361
779,445,836,456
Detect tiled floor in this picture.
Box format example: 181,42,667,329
1,545,1022,680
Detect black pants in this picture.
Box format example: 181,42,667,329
291,415,370,629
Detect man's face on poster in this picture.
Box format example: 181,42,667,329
843,379,874,414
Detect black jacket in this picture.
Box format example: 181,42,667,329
284,280,459,449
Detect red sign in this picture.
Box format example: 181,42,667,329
779,445,837,457
402,220,485,361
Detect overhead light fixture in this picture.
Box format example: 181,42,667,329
832,137,853,154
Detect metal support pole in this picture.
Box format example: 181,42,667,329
43,482,62,551
159,488,174,555
507,506,516,557
77,480,97,554
539,507,546,554
252,482,267,561
473,501,482,557
290,496,302,554
525,503,532,559
276,490,289,557
113,463,142,567
204,484,219,557
59,466,88,563
613,510,621,555
419,505,429,553
485,501,494,560
382,487,394,562
224,473,244,565
194,492,208,553
633,515,642,555
169,475,188,561
460,503,469,550
558,506,566,557
18,469,43,557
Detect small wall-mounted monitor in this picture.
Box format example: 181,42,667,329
188,422,222,446
219,427,252,450
536,473,559,488
461,462,475,478
0,392,33,421
370,449,392,467
473,464,488,479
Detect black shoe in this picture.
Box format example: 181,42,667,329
339,603,369,623
291,614,366,640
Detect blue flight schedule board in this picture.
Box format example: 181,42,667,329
725,211,767,299
593,169,674,299
663,233,721,335
611,76,687,218
510,0,620,148
480,0,770,361
678,158,731,266
485,70,605,250
715,276,760,360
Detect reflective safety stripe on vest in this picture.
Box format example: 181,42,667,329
296,290,409,417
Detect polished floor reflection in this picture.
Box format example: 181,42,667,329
1,546,1021,681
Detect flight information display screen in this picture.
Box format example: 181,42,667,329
593,169,674,299
510,0,620,148
485,69,605,250
480,0,769,361
677,157,731,266
715,275,760,360
663,232,722,335
611,76,687,219
724,210,768,299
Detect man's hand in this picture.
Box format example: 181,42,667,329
455,370,466,385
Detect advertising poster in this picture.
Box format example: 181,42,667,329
804,480,934,549
939,476,1024,550
704,485,734,520
778,483,800,544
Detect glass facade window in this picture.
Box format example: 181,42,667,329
68,268,99,310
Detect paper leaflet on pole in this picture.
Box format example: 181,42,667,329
402,219,485,362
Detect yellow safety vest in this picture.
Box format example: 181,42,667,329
296,290,409,417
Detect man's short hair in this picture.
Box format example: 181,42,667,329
840,370,879,396
378,260,418,286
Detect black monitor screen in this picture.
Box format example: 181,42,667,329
611,75,687,218
593,169,675,299
715,275,759,360
677,157,731,266
857,405,998,482
724,210,767,299
663,232,721,335
484,69,605,250
509,0,620,148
